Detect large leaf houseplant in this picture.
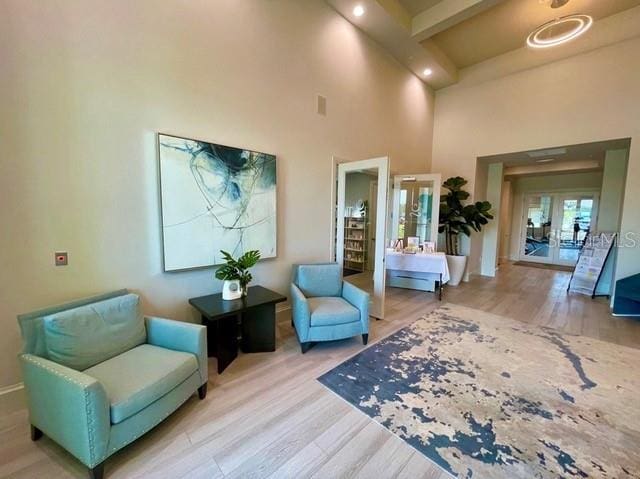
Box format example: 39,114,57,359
438,176,493,285
215,250,261,300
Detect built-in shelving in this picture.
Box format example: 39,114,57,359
344,215,367,272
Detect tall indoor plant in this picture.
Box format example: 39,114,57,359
438,176,493,286
215,250,261,300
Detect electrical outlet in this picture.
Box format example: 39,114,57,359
55,252,68,266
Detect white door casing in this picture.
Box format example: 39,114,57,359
335,157,390,319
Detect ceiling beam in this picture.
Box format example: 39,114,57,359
411,0,501,42
375,0,412,31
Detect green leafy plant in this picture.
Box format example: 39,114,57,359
438,176,493,256
215,250,261,294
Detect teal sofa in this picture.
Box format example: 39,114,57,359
291,263,370,353
17,290,208,479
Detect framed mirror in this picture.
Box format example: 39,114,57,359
389,174,441,250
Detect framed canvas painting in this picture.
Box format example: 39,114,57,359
158,133,277,271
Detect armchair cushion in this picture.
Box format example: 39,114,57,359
296,264,342,298
308,297,360,327
42,294,146,370
83,344,197,424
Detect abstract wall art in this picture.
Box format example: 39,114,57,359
158,133,276,271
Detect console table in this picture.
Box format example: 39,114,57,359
385,251,450,300
188,285,287,374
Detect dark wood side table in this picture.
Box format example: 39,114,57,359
188,285,287,374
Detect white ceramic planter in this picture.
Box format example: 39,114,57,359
446,255,468,286
222,279,242,300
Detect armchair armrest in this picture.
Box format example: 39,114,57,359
290,283,311,341
145,316,208,385
20,354,110,468
342,281,370,332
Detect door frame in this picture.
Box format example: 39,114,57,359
518,190,600,265
334,157,390,319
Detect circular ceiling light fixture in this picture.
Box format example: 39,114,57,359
423,68,433,77
353,5,365,17
526,14,593,49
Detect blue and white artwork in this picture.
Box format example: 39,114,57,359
158,133,276,271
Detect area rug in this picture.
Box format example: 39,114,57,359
318,304,640,478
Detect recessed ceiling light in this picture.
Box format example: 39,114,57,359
526,14,593,49
423,68,433,77
536,158,556,163
353,5,365,17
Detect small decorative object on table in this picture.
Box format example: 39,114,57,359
215,250,261,300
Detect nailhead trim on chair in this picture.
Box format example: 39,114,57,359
21,355,101,466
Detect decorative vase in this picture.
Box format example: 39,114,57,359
446,255,467,287
222,280,242,300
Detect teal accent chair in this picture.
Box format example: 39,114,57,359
291,263,370,353
17,290,208,479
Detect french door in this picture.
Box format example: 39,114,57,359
335,157,390,319
520,192,599,266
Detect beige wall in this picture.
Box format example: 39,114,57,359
432,36,640,277
0,0,434,398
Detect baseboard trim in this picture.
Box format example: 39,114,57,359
0,383,25,415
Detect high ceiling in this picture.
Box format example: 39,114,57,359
429,0,640,68
397,0,445,16
326,0,640,89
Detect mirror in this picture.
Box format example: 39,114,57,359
390,174,441,251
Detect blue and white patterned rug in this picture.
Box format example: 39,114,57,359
318,304,640,478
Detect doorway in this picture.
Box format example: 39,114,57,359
520,192,599,266
335,157,390,319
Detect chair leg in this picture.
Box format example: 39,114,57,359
362,334,369,345
300,342,314,354
89,462,104,479
30,425,43,441
198,383,208,400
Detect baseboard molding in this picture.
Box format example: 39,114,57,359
0,383,25,415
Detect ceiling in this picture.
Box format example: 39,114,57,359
429,0,640,69
326,0,640,89
397,0,445,16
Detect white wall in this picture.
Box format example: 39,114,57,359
480,163,503,276
432,36,640,278
0,0,434,404
598,149,629,232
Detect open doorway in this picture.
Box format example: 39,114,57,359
478,138,630,276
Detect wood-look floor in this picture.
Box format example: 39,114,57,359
2,263,639,478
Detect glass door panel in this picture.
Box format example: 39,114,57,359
557,195,596,265
522,194,553,262
390,174,441,250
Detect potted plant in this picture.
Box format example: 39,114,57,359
215,250,261,300
438,176,493,286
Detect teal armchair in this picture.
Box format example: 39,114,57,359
291,263,370,353
17,290,208,479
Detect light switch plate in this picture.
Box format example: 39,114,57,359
55,252,68,266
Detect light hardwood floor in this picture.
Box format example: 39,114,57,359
2,263,639,478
